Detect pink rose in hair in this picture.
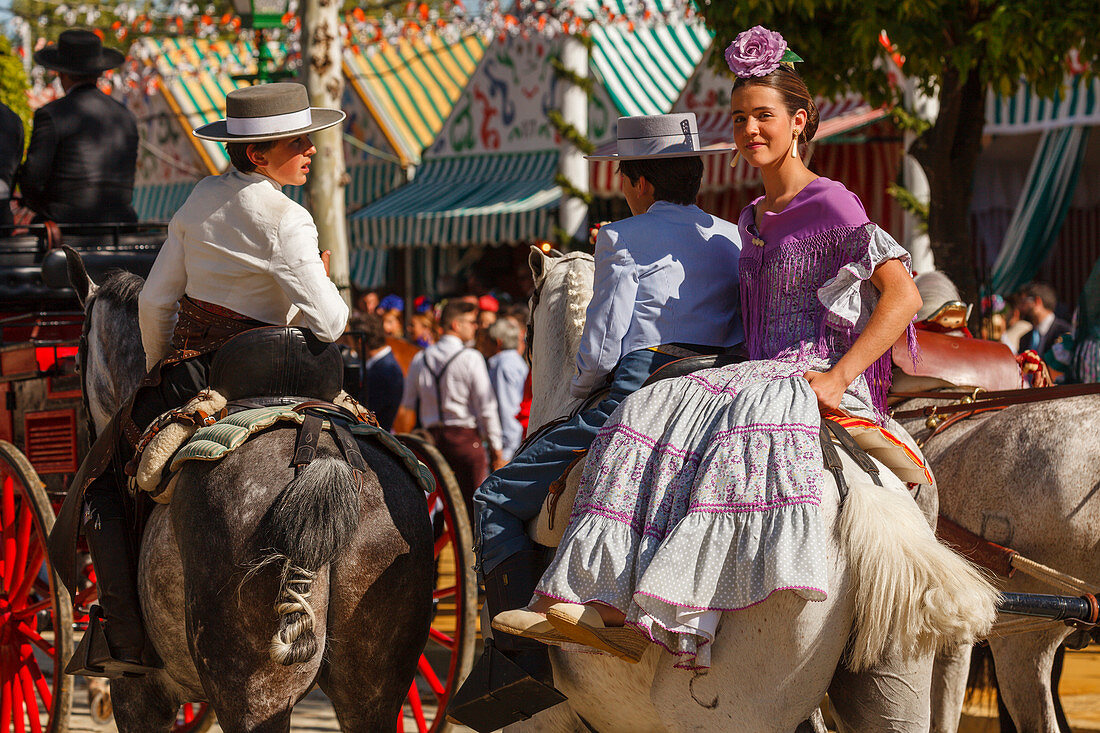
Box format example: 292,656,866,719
725,25,787,78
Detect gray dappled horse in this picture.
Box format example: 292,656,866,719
897,271,1100,733
71,260,433,731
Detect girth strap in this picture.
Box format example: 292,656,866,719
291,409,368,476
819,424,848,503
822,418,883,487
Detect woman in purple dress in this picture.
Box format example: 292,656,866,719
494,27,924,670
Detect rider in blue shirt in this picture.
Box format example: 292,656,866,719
457,113,743,724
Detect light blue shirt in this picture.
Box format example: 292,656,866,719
488,348,529,460
572,201,743,397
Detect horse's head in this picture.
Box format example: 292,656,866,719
63,247,147,433
527,247,594,432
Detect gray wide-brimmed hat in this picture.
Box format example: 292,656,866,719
586,113,733,161
34,30,125,76
192,82,346,143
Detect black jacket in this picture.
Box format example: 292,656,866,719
0,101,22,227
1022,316,1073,357
17,83,138,223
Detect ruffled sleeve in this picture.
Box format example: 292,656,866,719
817,225,912,332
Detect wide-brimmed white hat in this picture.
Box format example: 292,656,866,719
586,113,732,161
192,82,346,143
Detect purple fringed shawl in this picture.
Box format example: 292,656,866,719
737,177,917,416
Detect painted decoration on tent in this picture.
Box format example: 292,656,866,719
674,51,733,115
126,88,206,187
430,35,616,157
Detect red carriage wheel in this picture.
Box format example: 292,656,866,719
174,702,213,732
395,435,477,733
0,440,74,732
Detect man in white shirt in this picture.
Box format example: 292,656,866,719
397,300,505,510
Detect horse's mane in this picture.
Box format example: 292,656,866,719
92,269,144,314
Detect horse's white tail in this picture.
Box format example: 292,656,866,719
840,464,999,671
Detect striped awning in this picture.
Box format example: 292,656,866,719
986,76,1100,135
344,33,487,167
132,179,198,222
137,37,285,174
590,97,889,195
585,0,713,117
283,160,406,212
348,151,560,249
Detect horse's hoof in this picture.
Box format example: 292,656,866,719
90,690,113,724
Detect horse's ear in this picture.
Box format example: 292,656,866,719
62,246,96,307
529,246,549,288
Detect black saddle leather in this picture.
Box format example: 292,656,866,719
641,349,747,388
209,327,343,403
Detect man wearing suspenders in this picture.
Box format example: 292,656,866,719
398,300,505,510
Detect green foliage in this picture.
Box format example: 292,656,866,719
697,1,1100,109
0,36,32,148
886,183,928,230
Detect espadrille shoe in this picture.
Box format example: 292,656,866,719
545,603,649,663
491,609,570,646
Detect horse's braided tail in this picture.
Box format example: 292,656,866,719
255,456,362,666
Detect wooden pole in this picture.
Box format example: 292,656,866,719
301,0,351,306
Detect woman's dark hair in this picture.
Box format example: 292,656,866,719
225,140,277,173
732,64,819,145
617,156,704,205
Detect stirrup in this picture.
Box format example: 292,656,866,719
65,606,162,679
445,641,566,731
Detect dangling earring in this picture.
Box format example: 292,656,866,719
790,130,800,159
730,150,740,169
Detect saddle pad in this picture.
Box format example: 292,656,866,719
825,413,933,485
892,330,1022,392
169,407,436,496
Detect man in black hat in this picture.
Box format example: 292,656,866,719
0,99,22,227
16,29,138,224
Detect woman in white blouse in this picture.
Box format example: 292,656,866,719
70,82,348,678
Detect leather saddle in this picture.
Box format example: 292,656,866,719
891,329,1022,394
210,326,344,403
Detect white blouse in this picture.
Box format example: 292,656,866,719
138,170,348,369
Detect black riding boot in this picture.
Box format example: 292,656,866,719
67,505,160,678
446,549,566,731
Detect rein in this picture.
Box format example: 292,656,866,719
890,382,1100,421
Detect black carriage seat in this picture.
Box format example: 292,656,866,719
209,326,344,404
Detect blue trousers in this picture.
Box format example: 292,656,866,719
474,348,680,575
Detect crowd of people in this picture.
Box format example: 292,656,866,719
337,288,532,506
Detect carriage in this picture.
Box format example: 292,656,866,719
0,222,478,732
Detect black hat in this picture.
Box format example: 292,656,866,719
192,82,346,143
34,30,125,76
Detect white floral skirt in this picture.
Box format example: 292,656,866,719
536,355,877,669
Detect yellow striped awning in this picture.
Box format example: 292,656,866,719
137,37,285,174
343,33,487,167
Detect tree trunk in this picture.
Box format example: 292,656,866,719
910,66,987,305
301,0,351,306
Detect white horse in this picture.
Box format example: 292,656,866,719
895,271,1100,733
509,248,999,732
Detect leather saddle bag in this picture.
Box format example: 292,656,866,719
891,330,1022,393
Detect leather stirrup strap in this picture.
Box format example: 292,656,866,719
822,418,883,487
292,413,324,469
819,424,848,504
329,421,367,473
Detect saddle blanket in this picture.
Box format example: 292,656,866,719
132,395,434,503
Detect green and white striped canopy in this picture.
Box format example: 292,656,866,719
986,75,1100,135
584,0,713,116
348,151,560,249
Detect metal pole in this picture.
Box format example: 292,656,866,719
301,0,351,307
404,247,414,334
